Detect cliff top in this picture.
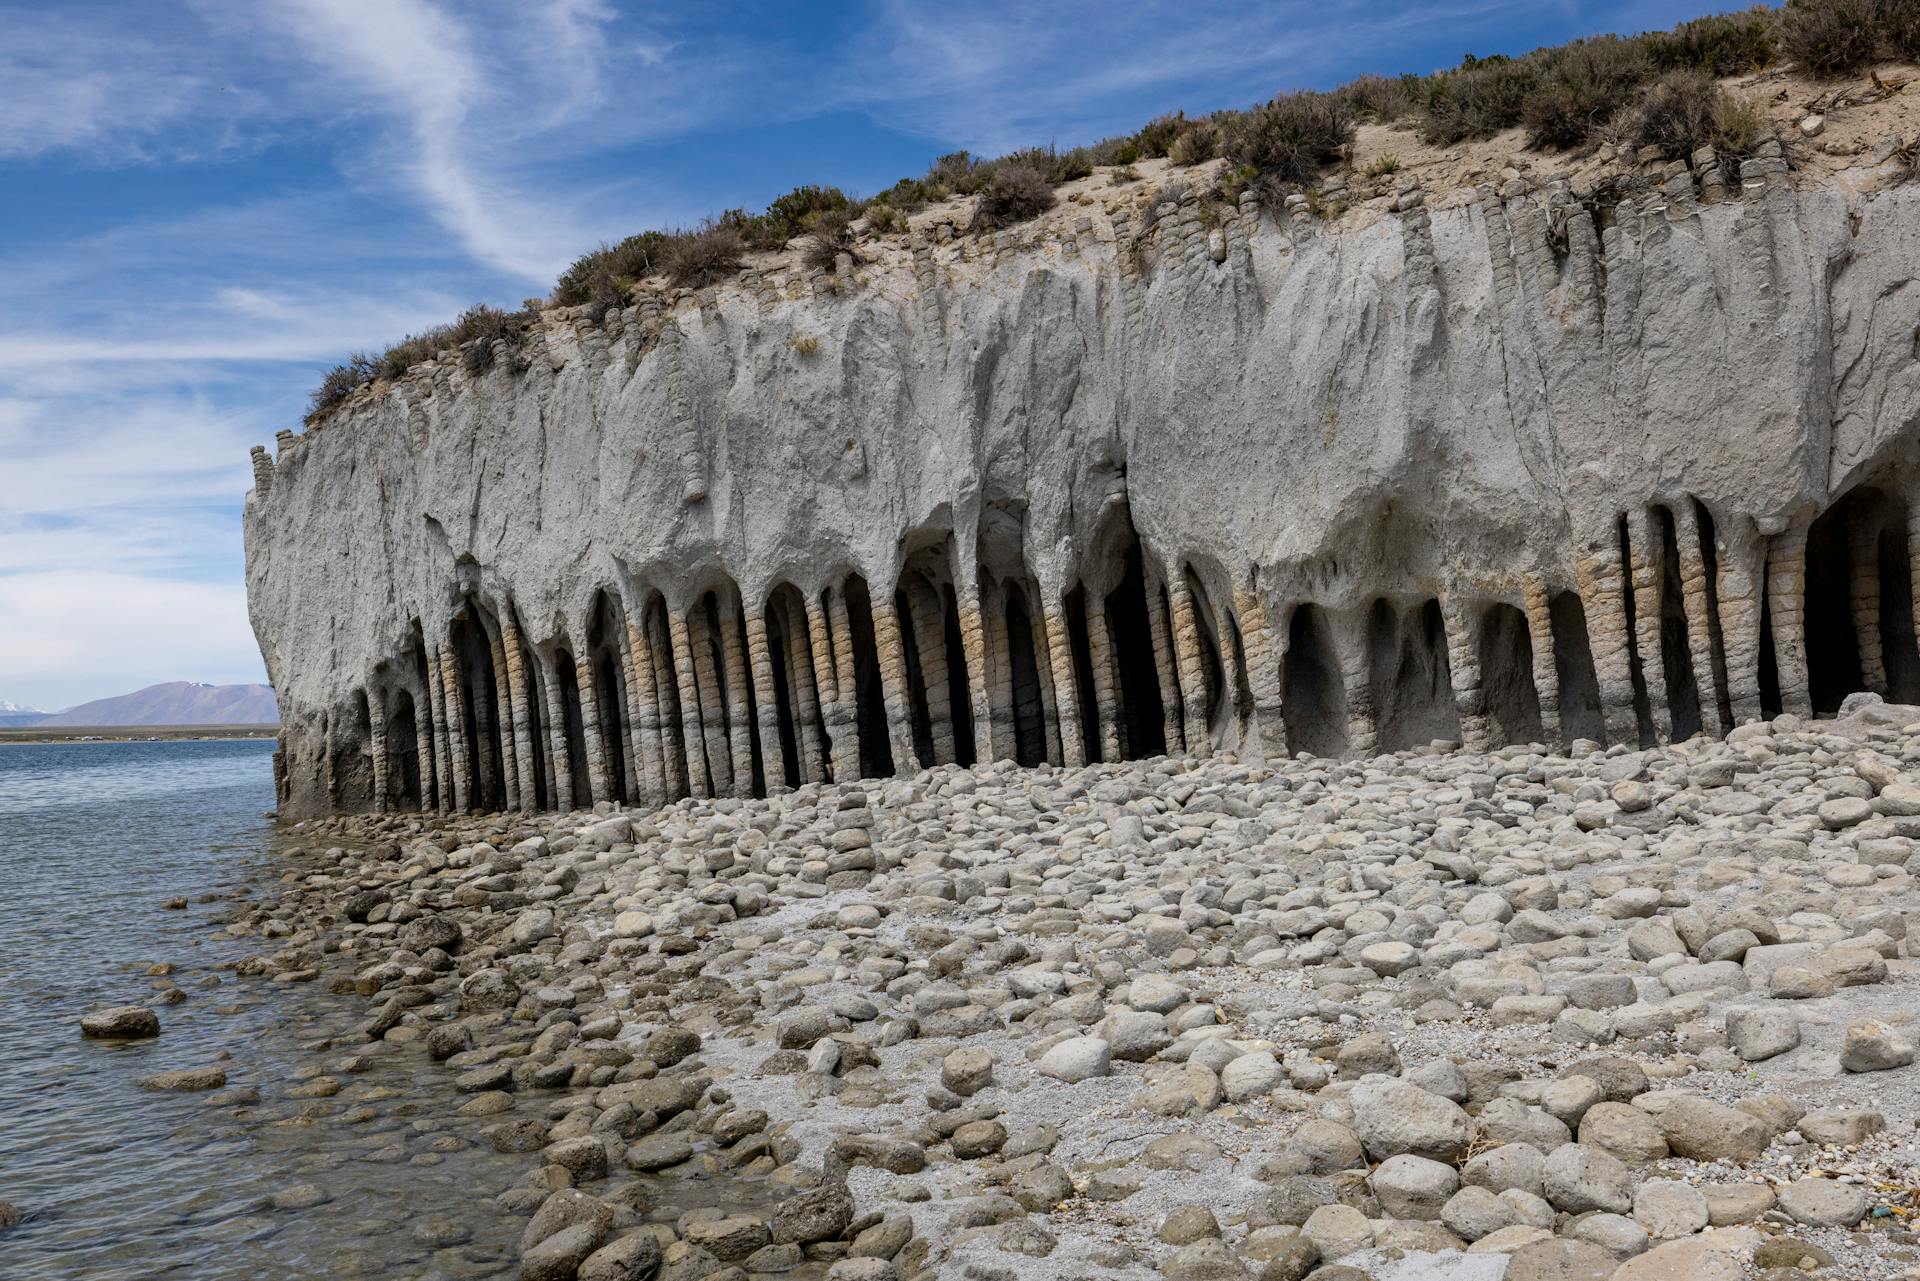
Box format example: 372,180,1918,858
294,2,1920,432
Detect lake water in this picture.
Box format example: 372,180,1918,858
0,739,524,1279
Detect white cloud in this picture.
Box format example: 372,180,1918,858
0,18,211,161
0,571,263,710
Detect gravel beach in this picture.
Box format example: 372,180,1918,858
206,693,1920,1281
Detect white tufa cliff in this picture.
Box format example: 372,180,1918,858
244,148,1920,818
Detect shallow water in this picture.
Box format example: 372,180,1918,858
0,740,527,1279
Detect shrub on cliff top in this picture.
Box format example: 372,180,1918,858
1648,8,1778,75
553,231,671,319
752,185,856,250
1522,36,1656,150
1878,0,1920,59
1336,74,1421,122
1417,54,1538,145
802,209,854,273
1223,92,1353,185
1781,0,1879,73
971,164,1056,231
309,354,374,417
1621,69,1767,160
663,222,746,287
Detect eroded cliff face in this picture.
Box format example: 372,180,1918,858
245,160,1920,818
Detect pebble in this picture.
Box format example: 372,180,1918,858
237,697,1920,1281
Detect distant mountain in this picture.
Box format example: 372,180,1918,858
41,682,279,727
0,701,50,728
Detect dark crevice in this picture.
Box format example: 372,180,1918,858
1549,590,1604,744
1479,602,1543,745
1282,603,1345,758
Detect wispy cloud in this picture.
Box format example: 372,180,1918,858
0,16,216,162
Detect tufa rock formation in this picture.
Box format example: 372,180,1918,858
245,144,1920,818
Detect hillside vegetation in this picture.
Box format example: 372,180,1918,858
307,1,1911,422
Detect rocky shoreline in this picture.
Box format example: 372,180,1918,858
188,693,1920,1280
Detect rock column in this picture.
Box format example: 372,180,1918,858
1084,594,1123,763
1575,540,1639,746
1147,576,1186,755
500,616,539,807
539,652,575,811
423,645,452,810
746,605,788,791
819,590,860,780
410,682,437,811
718,603,757,796
1628,511,1672,743
782,604,826,783
1042,601,1087,767
870,595,920,773
647,613,689,799
1850,517,1888,694
666,612,713,797
959,589,994,765
1030,601,1065,764
1765,522,1814,717
1165,578,1211,755
439,647,472,811
483,623,520,810
573,652,612,805
1440,595,1490,751
623,617,668,804
1332,611,1377,756
1673,504,1728,735
1712,515,1767,726
687,609,734,795
367,689,389,813
1234,589,1285,758
1521,579,1562,744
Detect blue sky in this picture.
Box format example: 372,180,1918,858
2,0,1720,711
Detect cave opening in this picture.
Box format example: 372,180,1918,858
333,689,373,811
388,689,422,810
1805,496,1868,714
1282,603,1345,757
1549,590,1604,744
1880,523,1920,703
595,650,629,803
1107,543,1166,759
1757,578,1782,718
1479,602,1543,746
451,609,504,809
1369,597,1460,752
